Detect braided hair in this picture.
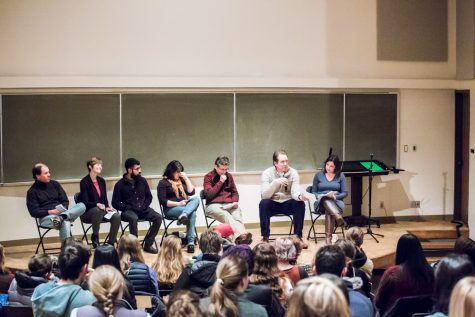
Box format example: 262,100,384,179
88,265,125,317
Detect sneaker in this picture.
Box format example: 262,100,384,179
51,216,62,230
187,244,195,254
177,213,188,225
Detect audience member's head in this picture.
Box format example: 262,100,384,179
319,273,349,304
286,276,350,317
214,224,235,242
152,235,186,284
28,254,53,278
222,244,254,275
250,243,280,283
0,243,6,274
314,245,346,277
88,265,126,316
345,227,365,248
395,233,434,286
454,236,475,267
208,255,248,317
433,254,475,314
335,239,356,264
166,290,204,317
449,276,475,317
58,243,90,282
199,230,222,255
274,237,297,263
118,234,145,271
92,244,121,271
60,236,83,250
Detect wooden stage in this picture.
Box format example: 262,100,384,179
3,219,467,272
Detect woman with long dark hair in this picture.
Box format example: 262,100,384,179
427,254,475,317
157,160,199,253
375,233,434,316
312,154,348,244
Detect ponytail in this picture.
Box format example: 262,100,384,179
208,256,247,317
89,265,125,317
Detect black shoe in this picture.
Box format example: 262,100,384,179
177,213,188,225
106,239,116,246
91,234,100,248
143,243,158,254
187,244,195,254
336,217,346,227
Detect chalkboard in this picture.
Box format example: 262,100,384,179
345,93,398,167
235,93,344,171
0,92,398,183
121,93,234,175
2,94,120,182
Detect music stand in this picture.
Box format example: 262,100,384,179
366,154,384,243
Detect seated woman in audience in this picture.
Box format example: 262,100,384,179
274,237,308,287
223,244,285,317
79,157,121,248
157,160,199,253
311,155,348,244
0,243,13,293
151,235,187,297
8,254,55,306
286,275,350,317
200,255,268,317
334,239,372,298
454,236,475,267
92,244,137,309
118,234,158,296
71,265,149,317
448,276,475,317
166,290,205,317
249,243,293,306
345,226,374,278
427,254,475,317
375,233,434,316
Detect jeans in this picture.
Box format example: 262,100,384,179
164,196,199,245
39,202,86,241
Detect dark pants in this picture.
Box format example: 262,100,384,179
80,207,121,243
259,199,305,238
121,207,162,245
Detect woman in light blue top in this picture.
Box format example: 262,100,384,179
312,155,348,244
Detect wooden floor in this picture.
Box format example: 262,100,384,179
3,219,466,272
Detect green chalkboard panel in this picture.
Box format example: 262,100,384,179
121,93,234,175
2,94,120,182
345,93,397,167
235,93,344,171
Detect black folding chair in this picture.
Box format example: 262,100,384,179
199,190,217,229
74,192,110,246
158,204,198,246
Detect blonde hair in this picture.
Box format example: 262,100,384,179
152,235,186,284
345,227,364,248
0,244,5,273
449,276,475,317
208,255,248,317
117,234,145,271
89,265,125,317
287,276,350,317
166,290,204,317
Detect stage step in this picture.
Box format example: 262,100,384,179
408,227,469,240
421,240,455,250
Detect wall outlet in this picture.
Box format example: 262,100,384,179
379,201,385,208
411,201,421,208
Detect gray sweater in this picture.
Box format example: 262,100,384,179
261,167,302,203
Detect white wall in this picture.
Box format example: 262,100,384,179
0,0,456,88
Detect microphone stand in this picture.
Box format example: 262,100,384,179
366,154,384,243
